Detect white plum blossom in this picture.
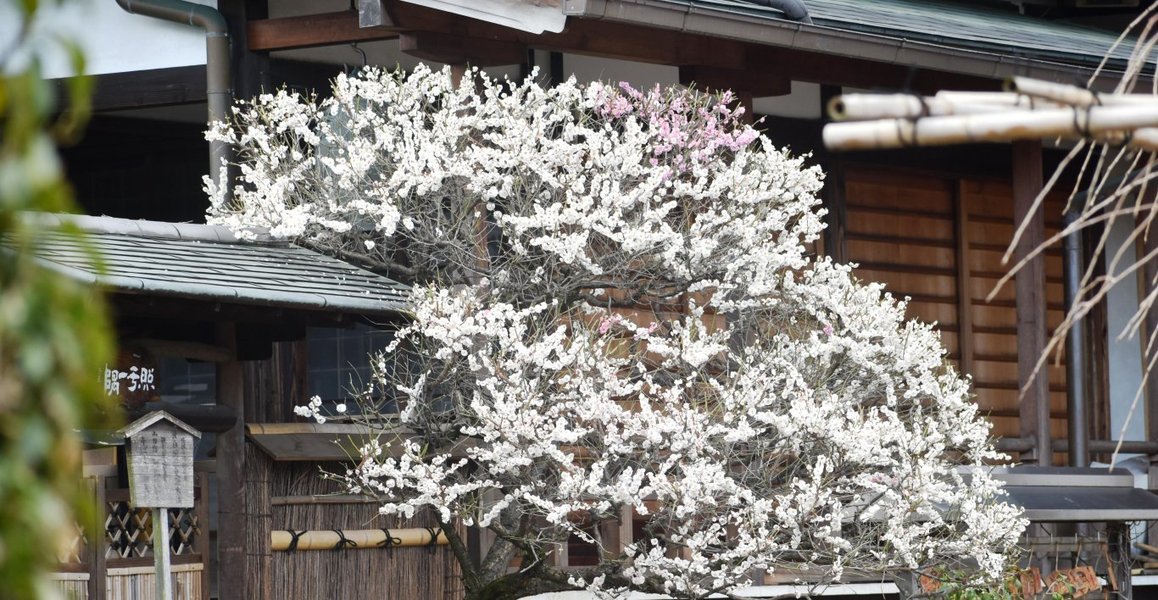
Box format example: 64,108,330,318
292,395,326,424
211,65,1025,600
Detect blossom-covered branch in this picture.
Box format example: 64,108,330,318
210,65,1024,600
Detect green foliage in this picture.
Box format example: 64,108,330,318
921,564,1089,600
1,2,116,597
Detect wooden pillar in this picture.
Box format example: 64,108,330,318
954,181,975,377
216,323,246,600
195,472,211,600
1012,140,1051,465
819,85,846,263
220,0,272,101
88,476,107,600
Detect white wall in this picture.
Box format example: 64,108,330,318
0,0,217,79
563,53,678,89
753,81,821,120
1106,211,1147,444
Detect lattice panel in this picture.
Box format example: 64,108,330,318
168,507,200,555
105,502,201,560
57,521,87,565
106,502,152,559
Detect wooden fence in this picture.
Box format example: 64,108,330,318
51,473,210,600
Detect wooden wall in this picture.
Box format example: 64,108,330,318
243,451,464,600
843,167,1070,445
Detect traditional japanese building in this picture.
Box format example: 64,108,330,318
8,0,1158,597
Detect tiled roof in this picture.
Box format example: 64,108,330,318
728,0,1135,68
16,213,409,316
569,0,1145,82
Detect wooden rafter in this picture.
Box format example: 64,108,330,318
247,10,402,52
400,31,526,66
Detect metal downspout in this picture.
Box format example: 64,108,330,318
115,0,231,199
750,0,813,25
1063,209,1089,467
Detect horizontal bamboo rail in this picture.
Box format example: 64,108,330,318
270,528,448,552
271,494,380,506
824,77,1158,152
828,94,1028,121
823,104,1158,151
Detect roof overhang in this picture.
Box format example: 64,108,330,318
993,467,1158,522
13,213,410,317
396,0,566,33
563,0,1141,89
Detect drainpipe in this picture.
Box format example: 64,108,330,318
1063,208,1089,467
749,0,813,24
116,0,231,199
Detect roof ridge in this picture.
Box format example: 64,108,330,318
24,212,274,244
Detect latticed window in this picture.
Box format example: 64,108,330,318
105,502,201,560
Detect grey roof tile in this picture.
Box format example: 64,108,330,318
689,0,1139,69
15,214,409,316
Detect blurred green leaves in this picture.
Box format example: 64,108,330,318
1,1,116,597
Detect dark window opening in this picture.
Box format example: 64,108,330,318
306,322,398,417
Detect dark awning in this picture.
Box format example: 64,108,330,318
993,467,1158,522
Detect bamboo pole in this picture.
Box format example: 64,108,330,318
935,91,1064,109
939,89,1156,108
1006,76,1158,108
823,104,1158,151
832,89,1158,122
270,528,448,551
270,494,380,506
828,94,1028,121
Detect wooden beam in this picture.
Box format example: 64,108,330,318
215,323,246,600
246,5,745,69
400,31,526,66
247,10,401,52
55,66,208,112
1012,139,1050,465
745,42,1001,94
246,422,477,461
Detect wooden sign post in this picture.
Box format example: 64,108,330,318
120,411,201,600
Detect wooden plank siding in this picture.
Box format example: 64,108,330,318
842,168,1070,451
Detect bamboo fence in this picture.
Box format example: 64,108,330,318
823,77,1158,151
253,456,464,600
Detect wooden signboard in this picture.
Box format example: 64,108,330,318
119,411,201,600
120,411,200,508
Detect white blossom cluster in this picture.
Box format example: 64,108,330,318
209,66,1025,599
